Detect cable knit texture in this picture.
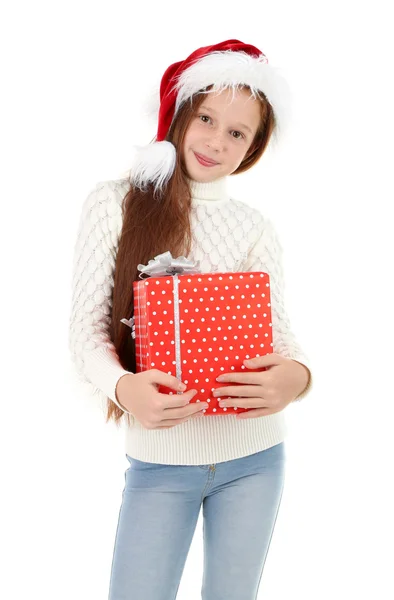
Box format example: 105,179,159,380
69,175,312,465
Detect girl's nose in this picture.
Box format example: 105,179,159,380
207,132,225,151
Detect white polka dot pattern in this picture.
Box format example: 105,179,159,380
133,271,273,415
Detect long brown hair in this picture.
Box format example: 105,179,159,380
107,84,276,426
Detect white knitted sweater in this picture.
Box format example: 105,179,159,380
68,175,312,465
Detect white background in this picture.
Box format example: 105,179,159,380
2,1,393,598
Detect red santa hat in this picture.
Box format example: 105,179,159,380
126,39,292,193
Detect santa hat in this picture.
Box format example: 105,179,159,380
124,39,292,193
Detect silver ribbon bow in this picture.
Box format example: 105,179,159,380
137,251,202,278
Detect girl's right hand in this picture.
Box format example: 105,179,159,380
115,370,208,429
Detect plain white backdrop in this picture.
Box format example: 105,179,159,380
2,1,393,598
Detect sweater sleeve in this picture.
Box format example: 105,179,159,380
242,217,312,402
68,180,133,414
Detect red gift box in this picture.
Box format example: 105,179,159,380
126,254,273,416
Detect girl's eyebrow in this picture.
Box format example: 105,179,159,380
199,105,253,134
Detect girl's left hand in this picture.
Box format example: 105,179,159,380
213,353,310,419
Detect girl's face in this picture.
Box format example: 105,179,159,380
182,86,261,183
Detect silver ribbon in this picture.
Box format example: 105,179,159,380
120,252,205,381
136,251,202,278
120,317,136,338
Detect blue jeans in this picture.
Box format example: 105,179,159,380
108,442,286,600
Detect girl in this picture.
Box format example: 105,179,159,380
69,39,313,600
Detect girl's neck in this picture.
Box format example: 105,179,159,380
187,176,230,204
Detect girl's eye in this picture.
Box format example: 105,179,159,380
199,115,244,140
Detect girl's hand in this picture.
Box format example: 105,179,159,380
115,370,208,428
213,353,310,419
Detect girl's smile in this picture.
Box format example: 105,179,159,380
193,151,220,167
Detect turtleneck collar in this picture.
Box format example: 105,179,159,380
187,176,230,204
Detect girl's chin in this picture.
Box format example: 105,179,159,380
187,160,225,178
189,170,219,182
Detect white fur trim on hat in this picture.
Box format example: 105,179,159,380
173,51,292,142
142,52,292,141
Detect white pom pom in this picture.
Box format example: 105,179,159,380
128,141,176,193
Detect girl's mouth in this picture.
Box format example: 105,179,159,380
194,152,219,167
